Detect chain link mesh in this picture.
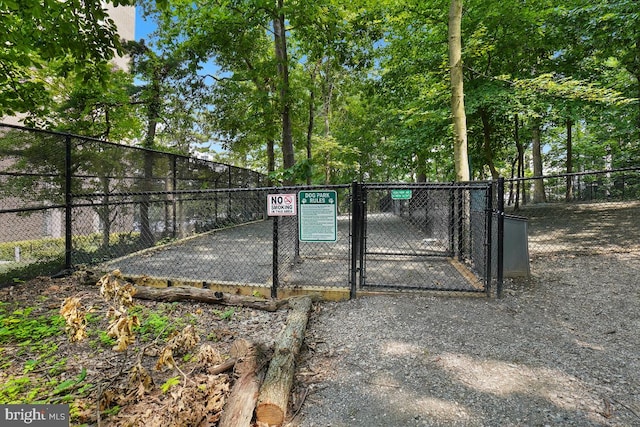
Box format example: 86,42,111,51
504,169,640,259
361,184,491,292
7,124,636,294
0,126,68,284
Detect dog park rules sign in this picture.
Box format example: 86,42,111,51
267,193,297,216
298,190,337,242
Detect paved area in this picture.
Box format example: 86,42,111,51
104,216,484,292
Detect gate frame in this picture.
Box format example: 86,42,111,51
349,181,504,297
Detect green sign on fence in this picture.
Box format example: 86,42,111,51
391,189,412,200
298,190,337,242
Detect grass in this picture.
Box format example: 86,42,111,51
0,232,142,286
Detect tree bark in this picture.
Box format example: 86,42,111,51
480,108,499,179
565,118,573,201
514,113,525,209
256,296,312,426
305,61,320,185
219,339,264,427
448,0,470,182
531,120,546,203
132,285,288,312
267,139,275,186
273,0,295,183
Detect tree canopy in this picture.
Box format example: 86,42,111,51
3,0,638,185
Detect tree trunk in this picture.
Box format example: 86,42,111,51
132,285,289,312
480,108,499,179
140,152,154,246
514,113,525,209
273,0,295,183
565,118,573,201
219,339,264,427
256,296,312,426
531,120,546,203
508,156,517,206
416,152,427,183
100,176,111,248
306,63,319,185
140,79,160,247
267,139,275,186
448,0,470,182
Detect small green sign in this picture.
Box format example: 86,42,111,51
391,189,412,200
298,190,337,242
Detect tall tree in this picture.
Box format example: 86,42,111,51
448,0,470,181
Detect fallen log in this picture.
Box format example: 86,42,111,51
219,339,265,427
256,296,312,426
132,285,288,312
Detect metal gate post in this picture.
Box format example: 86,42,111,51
272,216,279,298
449,188,455,255
485,183,493,296
457,188,464,258
359,186,367,288
497,177,505,298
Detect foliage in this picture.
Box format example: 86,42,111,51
0,306,64,344
4,0,640,187
0,0,135,116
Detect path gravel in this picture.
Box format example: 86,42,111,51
293,252,640,426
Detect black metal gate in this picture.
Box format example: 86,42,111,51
352,182,494,294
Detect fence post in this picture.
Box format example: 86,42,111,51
457,187,464,258
449,188,455,256
350,181,359,299
64,135,73,270
272,216,279,299
171,155,177,238
497,177,505,298
485,183,493,297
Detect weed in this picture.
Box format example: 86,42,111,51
0,376,32,403
47,358,67,376
213,308,235,321
160,376,180,393
0,307,65,344
101,405,121,417
97,331,116,348
132,306,185,342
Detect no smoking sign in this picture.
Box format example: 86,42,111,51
267,193,297,216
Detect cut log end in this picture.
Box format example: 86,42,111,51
255,403,285,427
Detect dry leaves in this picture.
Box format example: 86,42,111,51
155,325,201,371
98,270,136,310
60,296,87,342
105,308,140,352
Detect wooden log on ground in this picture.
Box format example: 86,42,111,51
132,285,288,312
219,339,264,427
256,296,312,426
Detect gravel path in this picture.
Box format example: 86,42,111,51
293,203,640,426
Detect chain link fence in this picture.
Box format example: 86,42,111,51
504,168,640,259
12,124,636,296
0,124,266,286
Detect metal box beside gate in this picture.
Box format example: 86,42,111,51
496,214,530,278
